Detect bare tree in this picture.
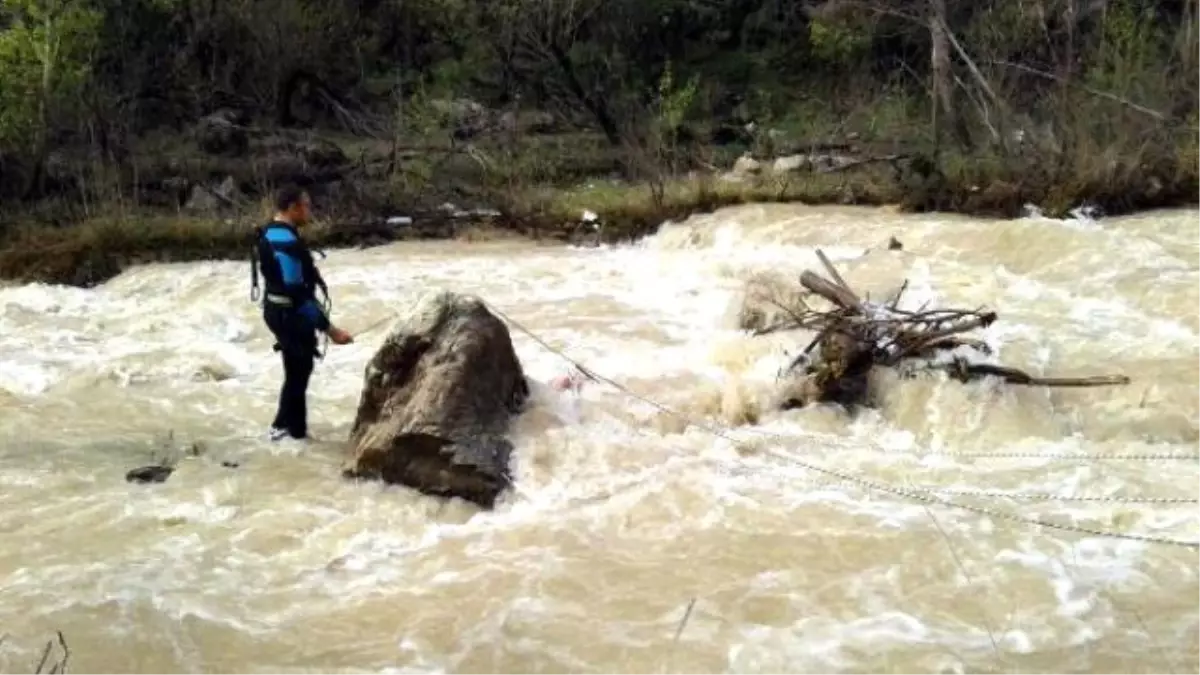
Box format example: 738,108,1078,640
491,0,623,145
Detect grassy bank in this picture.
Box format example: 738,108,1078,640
0,139,1195,288
0,173,867,287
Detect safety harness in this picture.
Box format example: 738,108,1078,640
249,223,333,360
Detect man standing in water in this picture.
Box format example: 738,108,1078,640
252,185,354,441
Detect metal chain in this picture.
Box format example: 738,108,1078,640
486,301,1200,549
757,446,1200,548
739,429,1199,461
901,486,1198,504
766,476,1198,503
699,419,1199,462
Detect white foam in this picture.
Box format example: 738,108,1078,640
0,205,1195,672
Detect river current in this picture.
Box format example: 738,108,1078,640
0,204,1196,673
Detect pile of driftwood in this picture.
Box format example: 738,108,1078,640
759,250,1131,410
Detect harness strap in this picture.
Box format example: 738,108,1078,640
251,222,333,362
314,269,329,301
315,277,332,363
249,226,263,302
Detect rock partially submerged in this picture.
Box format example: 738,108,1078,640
345,290,530,507
126,465,173,484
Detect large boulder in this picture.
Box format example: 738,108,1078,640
345,291,530,508
195,109,249,156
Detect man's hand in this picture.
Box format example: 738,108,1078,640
328,326,354,345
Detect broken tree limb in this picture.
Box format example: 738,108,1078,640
761,249,1131,409
987,59,1169,121
947,361,1132,387
800,270,859,310
815,249,857,301
887,279,908,310
817,153,912,174
889,311,998,360
914,336,994,355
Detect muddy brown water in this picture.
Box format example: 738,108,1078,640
0,204,1196,673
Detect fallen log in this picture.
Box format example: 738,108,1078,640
946,360,1132,387
799,270,858,309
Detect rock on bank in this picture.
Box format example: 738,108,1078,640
345,291,530,508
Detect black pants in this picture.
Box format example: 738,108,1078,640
264,304,318,439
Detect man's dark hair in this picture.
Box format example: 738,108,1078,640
274,185,308,212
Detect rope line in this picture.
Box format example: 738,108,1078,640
487,303,1198,463
899,486,1197,504
906,450,1199,461
485,301,1200,549
767,446,1198,549
686,471,1197,504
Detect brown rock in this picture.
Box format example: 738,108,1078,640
345,291,530,508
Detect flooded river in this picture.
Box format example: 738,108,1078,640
0,204,1196,673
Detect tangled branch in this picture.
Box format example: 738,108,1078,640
763,249,1130,409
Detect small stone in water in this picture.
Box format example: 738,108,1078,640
126,465,174,484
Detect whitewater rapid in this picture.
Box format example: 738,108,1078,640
0,204,1196,673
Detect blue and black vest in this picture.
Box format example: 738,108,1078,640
249,221,330,331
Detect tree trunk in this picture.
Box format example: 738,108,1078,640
929,0,952,160
547,42,622,146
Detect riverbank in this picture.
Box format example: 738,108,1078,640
1,140,1195,288
0,162,854,287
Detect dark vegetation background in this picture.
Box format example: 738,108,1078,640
0,0,1195,285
